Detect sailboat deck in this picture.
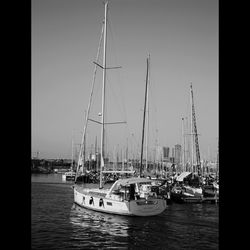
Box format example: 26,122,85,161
88,191,107,197
74,185,109,198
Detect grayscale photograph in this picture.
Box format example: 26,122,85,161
32,0,218,249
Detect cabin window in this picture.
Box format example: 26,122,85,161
107,202,112,206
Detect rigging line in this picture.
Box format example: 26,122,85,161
107,9,128,124
75,22,104,181
104,8,129,156
106,73,127,124
107,7,118,69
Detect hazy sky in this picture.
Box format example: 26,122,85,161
32,0,218,161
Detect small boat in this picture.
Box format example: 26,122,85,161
170,172,203,203
170,84,206,204
73,1,166,216
62,170,76,181
63,134,77,181
203,185,216,197
171,185,203,203
202,180,219,199
153,180,172,203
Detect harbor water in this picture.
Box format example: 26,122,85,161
31,174,218,249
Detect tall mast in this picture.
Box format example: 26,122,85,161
181,117,185,172
155,129,158,174
83,110,86,168
145,54,150,173
140,56,149,177
126,138,128,162
71,132,74,169
216,137,219,178
190,83,201,176
190,83,194,172
125,137,128,170
94,136,97,156
184,117,189,171
100,1,108,188
121,147,124,171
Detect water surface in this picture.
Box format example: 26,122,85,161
31,174,218,249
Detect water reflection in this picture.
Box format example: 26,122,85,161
69,203,171,249
70,203,129,237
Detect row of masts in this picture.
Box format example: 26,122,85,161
73,78,207,179
71,108,217,175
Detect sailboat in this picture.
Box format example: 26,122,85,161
170,83,203,203
62,135,76,181
73,1,166,216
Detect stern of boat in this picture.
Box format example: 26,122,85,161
129,198,167,216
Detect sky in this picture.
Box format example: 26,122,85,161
32,0,218,161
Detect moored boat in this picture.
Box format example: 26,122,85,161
62,170,76,181
170,184,203,203
73,177,166,216
73,1,167,216
170,84,208,204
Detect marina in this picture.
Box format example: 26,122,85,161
32,0,218,248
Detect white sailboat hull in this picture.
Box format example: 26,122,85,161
73,185,167,216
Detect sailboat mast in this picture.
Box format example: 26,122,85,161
126,138,128,164
145,55,150,173
216,137,219,178
100,1,108,188
83,110,86,168
190,83,194,172
94,136,97,156
140,56,149,177
181,117,185,172
71,133,74,169
190,83,201,176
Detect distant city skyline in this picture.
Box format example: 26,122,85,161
32,0,218,161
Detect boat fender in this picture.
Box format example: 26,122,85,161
99,198,104,207
89,197,94,205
